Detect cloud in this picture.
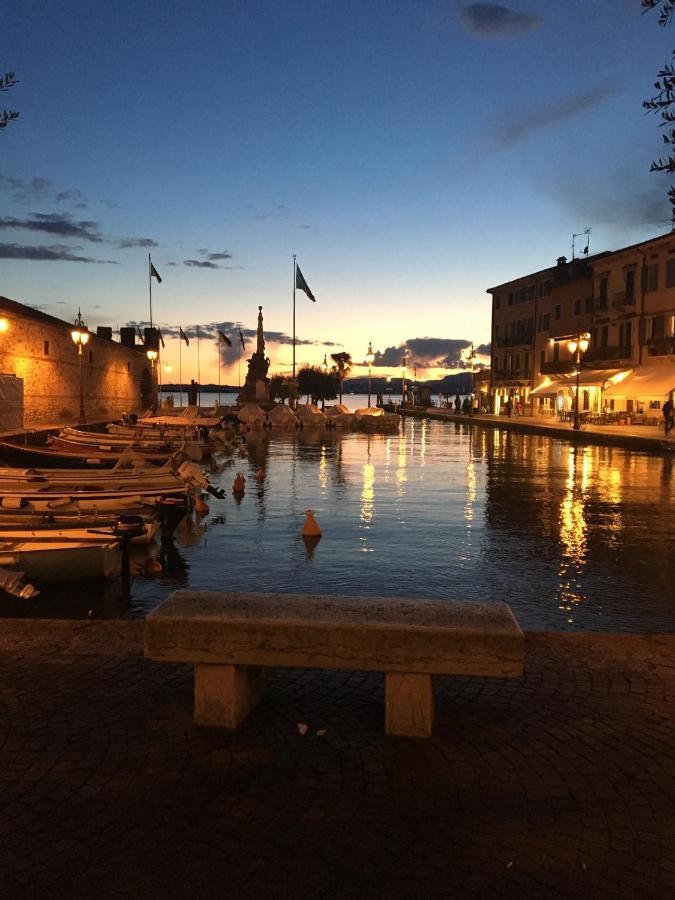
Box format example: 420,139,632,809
496,84,617,147
0,175,52,204
184,259,220,269
253,203,290,221
460,3,542,36
0,213,103,242
371,337,473,369
55,188,87,209
116,237,158,249
0,242,117,263
198,248,233,261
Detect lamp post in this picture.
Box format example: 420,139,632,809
70,309,90,424
365,341,375,407
401,355,407,406
146,348,158,369
567,333,590,430
322,353,328,373
0,318,8,333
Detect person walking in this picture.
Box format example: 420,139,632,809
663,396,674,435
505,396,513,418
454,393,461,414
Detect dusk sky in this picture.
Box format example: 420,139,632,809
2,1,672,383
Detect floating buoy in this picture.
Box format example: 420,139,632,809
195,493,209,516
233,472,246,494
302,509,321,537
256,466,265,481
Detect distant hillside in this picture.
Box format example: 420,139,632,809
343,372,474,394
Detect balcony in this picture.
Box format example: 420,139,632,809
495,332,534,349
584,345,633,364
540,360,574,375
645,336,675,357
611,291,636,308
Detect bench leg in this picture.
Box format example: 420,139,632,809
194,664,265,728
385,673,434,738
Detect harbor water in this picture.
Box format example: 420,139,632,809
1,399,674,632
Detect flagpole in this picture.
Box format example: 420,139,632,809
197,325,201,408
179,328,183,411
218,334,221,406
148,253,153,328
292,254,297,382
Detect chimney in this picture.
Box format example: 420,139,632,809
120,326,136,348
557,256,567,266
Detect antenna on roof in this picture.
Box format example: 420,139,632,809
572,227,591,259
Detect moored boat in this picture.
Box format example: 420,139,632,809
0,540,121,582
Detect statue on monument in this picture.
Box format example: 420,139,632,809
237,306,271,404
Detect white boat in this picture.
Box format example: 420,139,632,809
268,404,299,428
325,403,354,427
0,541,121,582
295,403,328,426
137,405,224,428
353,407,401,430
0,519,160,545
237,403,268,426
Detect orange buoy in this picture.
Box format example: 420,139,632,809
233,472,246,494
301,509,322,537
256,466,265,481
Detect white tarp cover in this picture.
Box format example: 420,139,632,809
268,404,298,424
325,404,353,417
237,403,267,424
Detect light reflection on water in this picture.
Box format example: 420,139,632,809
2,419,675,632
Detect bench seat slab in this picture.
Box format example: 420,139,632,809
385,672,434,738
194,663,265,728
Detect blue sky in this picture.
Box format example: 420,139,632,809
1,0,672,381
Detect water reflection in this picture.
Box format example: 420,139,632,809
3,421,674,632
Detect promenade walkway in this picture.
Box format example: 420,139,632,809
401,407,674,454
0,620,673,898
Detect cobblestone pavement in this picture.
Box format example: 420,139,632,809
0,623,673,899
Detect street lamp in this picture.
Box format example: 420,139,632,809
567,333,590,430
466,343,477,370
70,309,90,424
401,355,407,405
365,340,375,407
146,348,158,368
0,318,8,333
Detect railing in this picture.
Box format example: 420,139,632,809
584,345,633,363
495,333,534,349
645,336,675,356
611,292,636,308
540,360,575,375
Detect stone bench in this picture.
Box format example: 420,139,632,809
144,591,524,738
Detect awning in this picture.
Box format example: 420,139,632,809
531,379,562,396
560,368,629,388
603,364,675,398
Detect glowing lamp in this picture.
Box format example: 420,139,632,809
0,318,8,333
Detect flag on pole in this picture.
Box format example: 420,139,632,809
218,329,232,347
150,261,162,283
157,327,165,349
295,265,316,302
179,326,190,347
239,329,246,350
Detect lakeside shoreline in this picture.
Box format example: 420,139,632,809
400,405,674,454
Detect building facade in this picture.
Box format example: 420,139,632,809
0,296,157,430
487,231,675,418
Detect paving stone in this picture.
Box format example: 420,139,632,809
0,625,673,898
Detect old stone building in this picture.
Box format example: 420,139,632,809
487,231,675,417
0,296,157,431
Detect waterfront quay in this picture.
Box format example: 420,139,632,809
400,406,674,454
0,619,673,898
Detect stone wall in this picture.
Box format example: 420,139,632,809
0,297,156,427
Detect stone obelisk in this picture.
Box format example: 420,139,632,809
237,306,271,404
